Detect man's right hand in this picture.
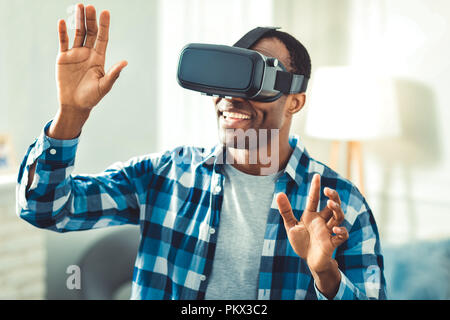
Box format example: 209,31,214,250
47,4,127,140
57,4,127,112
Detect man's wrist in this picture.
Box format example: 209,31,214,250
48,107,91,140
310,259,341,299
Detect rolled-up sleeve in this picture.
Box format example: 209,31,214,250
16,120,141,232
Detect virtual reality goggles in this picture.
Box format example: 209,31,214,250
177,27,309,102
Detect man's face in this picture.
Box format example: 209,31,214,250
214,37,293,148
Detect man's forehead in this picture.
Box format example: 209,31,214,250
251,38,290,70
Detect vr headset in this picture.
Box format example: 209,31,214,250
177,27,309,102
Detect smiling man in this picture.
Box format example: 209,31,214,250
16,4,386,300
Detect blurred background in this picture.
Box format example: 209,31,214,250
0,0,449,300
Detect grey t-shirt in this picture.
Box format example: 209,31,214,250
204,164,282,300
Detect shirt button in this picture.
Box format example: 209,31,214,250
209,228,216,235
214,185,222,194
200,275,206,281
49,148,57,155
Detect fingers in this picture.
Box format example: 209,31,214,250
331,226,349,247
324,187,341,206
276,193,298,231
324,188,345,229
60,5,111,54
58,19,69,52
326,199,345,229
84,5,98,48
95,10,110,55
317,206,333,222
72,3,86,48
98,60,128,97
305,173,321,212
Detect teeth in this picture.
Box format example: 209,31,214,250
222,111,251,120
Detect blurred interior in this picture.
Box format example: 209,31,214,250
0,0,449,300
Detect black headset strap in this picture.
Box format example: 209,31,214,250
275,72,309,94
233,27,280,49
234,26,309,94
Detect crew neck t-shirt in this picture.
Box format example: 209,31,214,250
204,164,282,300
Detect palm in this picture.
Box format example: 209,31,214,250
287,212,337,271
277,174,349,273
57,47,106,109
56,4,127,111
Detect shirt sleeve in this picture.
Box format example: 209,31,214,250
314,189,387,300
16,120,144,232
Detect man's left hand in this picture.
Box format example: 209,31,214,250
276,173,349,298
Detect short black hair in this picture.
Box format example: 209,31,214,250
254,29,312,79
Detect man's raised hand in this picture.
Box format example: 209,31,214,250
56,4,127,112
276,174,349,274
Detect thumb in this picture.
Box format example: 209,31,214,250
99,60,128,97
276,193,298,231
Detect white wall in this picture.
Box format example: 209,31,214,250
275,0,450,245
0,182,45,299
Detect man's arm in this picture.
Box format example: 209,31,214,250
27,4,126,189
27,4,126,190
17,120,148,232
26,108,89,191
17,5,140,232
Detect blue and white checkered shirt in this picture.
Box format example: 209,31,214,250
16,121,386,300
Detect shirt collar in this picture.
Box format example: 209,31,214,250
284,134,311,187
201,134,311,185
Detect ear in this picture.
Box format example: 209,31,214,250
286,93,306,114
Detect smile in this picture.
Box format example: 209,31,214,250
221,111,251,120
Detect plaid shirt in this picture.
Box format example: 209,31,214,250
16,121,386,300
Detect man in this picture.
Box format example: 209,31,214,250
16,4,386,300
